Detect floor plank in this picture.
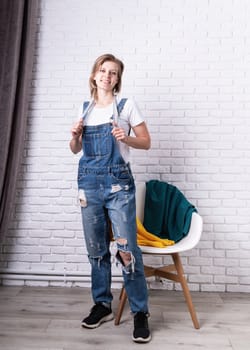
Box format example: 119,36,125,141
0,286,249,349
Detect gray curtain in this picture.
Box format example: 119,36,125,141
0,0,39,237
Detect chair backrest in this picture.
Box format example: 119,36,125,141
135,183,146,222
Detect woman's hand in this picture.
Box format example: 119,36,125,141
112,121,151,150
69,119,83,154
111,123,128,143
71,119,83,139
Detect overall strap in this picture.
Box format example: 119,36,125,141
117,98,127,115
82,99,95,120
82,98,128,131
113,97,127,125
83,101,90,112
116,98,131,136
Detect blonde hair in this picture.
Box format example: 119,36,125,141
89,54,124,100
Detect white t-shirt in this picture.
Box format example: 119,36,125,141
77,96,145,163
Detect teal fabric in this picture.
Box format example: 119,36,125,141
143,180,197,242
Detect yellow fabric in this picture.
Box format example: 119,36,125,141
136,217,175,248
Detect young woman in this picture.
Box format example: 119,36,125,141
70,54,151,343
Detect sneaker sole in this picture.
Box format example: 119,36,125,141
132,334,152,343
81,313,114,329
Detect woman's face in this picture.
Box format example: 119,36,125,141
94,60,119,93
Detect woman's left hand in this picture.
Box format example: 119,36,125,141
111,123,128,143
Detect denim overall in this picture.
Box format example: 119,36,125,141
77,98,148,313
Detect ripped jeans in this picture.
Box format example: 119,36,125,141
78,168,148,314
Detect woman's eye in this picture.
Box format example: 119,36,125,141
99,69,117,75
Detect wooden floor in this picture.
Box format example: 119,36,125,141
0,286,249,350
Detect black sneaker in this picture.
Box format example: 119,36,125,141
132,312,151,343
81,303,114,329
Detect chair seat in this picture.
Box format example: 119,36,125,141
139,212,203,254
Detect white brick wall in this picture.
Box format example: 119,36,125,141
1,0,250,292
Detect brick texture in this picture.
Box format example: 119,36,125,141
1,0,250,292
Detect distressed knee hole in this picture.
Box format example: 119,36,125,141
116,250,135,274
79,189,87,207
118,250,131,266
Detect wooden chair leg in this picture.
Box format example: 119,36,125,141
114,254,200,329
114,285,127,325
172,253,200,329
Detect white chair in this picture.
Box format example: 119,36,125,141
115,182,203,329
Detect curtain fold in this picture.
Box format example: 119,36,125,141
0,0,39,237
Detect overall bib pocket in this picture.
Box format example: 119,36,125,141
83,132,111,157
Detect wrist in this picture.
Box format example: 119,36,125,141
71,134,81,141
124,135,129,144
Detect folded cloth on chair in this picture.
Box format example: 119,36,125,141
136,217,175,248
143,180,197,242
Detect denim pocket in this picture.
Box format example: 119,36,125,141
83,133,111,157
111,167,134,187
77,171,96,189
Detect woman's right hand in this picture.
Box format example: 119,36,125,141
71,119,83,139
69,119,83,154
